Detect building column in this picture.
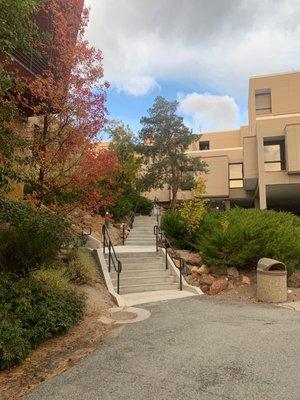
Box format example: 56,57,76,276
256,131,267,209
259,184,267,209
254,197,260,209
224,200,231,210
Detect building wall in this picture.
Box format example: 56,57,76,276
148,71,300,212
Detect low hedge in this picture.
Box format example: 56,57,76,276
0,200,71,277
0,272,85,370
110,192,153,220
161,208,300,271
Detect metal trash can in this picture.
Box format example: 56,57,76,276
257,258,287,303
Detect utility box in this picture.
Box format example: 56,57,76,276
257,258,287,303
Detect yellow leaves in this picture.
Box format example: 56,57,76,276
179,177,208,234
221,218,230,231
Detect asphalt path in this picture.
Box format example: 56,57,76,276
25,297,300,400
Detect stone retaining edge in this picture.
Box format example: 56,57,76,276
160,248,203,296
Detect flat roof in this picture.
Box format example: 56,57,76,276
250,69,300,79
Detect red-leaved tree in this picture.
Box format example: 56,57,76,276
14,0,117,213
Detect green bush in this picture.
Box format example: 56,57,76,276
64,248,97,284
31,268,71,292
0,274,85,370
160,211,189,248
191,208,300,271
134,195,153,215
111,195,133,220
110,192,153,220
0,200,71,276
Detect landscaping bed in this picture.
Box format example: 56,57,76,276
0,274,114,400
174,249,300,302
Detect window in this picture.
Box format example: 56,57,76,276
199,141,209,150
255,89,271,114
229,163,243,188
264,139,285,171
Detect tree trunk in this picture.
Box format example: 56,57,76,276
37,114,48,206
170,167,179,210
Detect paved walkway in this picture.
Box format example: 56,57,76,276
25,297,300,400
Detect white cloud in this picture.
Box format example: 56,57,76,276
178,93,240,132
85,0,300,98
119,76,160,96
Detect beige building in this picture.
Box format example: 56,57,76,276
148,71,300,213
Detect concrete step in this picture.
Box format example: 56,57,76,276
117,263,165,271
110,269,169,278
127,231,154,235
126,238,155,242
112,275,175,286
113,252,160,259
118,257,163,265
125,240,156,245
116,282,178,294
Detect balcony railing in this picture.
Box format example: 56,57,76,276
10,49,49,77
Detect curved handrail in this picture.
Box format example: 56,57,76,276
154,225,186,290
102,224,122,294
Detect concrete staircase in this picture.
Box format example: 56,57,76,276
107,215,178,295
125,215,157,247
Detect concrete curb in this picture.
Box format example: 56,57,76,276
93,249,126,307
85,235,101,249
160,248,203,296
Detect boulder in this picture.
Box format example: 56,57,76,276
200,284,210,293
175,250,202,266
191,266,199,274
240,275,251,285
185,273,200,286
199,273,215,286
227,266,239,278
198,264,210,275
288,270,300,288
227,281,235,290
209,278,229,295
210,265,228,276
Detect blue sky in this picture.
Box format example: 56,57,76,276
86,0,300,137
106,83,248,134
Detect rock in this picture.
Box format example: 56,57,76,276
191,266,199,274
288,271,300,288
209,278,228,295
210,265,228,276
185,273,200,286
240,275,251,285
199,273,215,286
175,250,202,266
197,264,210,275
227,266,239,278
200,284,210,293
227,281,235,290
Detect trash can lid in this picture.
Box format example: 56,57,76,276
257,257,286,273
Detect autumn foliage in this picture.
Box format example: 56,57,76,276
0,0,120,213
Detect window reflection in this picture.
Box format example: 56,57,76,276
264,140,285,171
229,163,243,188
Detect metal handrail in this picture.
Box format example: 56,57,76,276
154,225,186,290
121,208,136,245
102,224,122,294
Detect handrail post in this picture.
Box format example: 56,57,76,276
102,225,106,254
122,223,125,245
179,258,183,291
165,241,168,270
117,260,121,294
154,226,158,252
108,241,111,272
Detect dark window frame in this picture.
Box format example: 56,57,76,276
199,141,210,150
263,139,286,171
229,162,244,189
